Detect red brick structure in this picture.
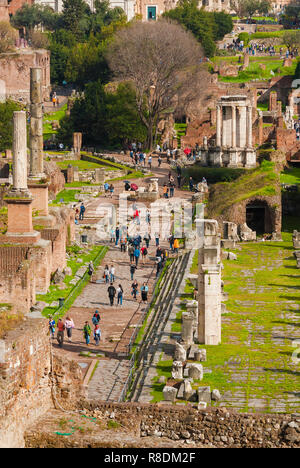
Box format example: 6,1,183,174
8,0,33,16
0,0,9,21
0,49,50,103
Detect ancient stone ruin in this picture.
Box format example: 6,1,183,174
198,96,256,168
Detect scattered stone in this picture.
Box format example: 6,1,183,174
197,386,211,404
171,361,183,380
188,363,203,381
52,268,65,284
211,389,221,401
174,342,187,361
163,386,177,402
194,349,207,362
198,401,207,409
227,252,237,261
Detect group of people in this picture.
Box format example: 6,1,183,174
49,310,102,348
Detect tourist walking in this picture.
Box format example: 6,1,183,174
92,310,101,325
115,226,120,246
83,321,91,346
110,264,115,283
107,283,116,306
131,280,139,300
88,261,94,282
109,184,114,198
134,246,140,267
94,324,101,345
79,203,85,220
104,265,110,284
57,319,65,348
128,244,134,263
155,232,160,247
48,315,55,339
65,316,75,342
141,282,149,304
141,245,148,264
117,284,124,306
120,236,127,252
148,155,152,169
130,262,136,280
173,238,179,254
143,232,150,248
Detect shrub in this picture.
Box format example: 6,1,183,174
0,21,17,53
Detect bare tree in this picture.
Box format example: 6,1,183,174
107,19,203,149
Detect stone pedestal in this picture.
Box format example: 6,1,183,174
5,197,41,244
181,313,194,345
28,183,49,217
95,167,105,184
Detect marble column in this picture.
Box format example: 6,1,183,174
231,105,236,148
29,67,44,179
221,106,227,147
12,111,29,194
216,105,221,147
246,106,253,148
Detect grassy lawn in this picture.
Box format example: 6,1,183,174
207,160,279,219
37,245,108,318
52,189,81,205
280,167,300,185
43,104,67,140
219,59,298,83
151,230,300,413
56,159,109,171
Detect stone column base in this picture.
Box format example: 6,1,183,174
28,183,49,217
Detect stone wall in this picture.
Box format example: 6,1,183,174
72,402,299,448
0,317,84,448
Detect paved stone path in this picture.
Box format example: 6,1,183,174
53,156,193,402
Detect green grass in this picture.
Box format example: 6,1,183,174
56,159,109,171
43,104,67,140
38,245,108,318
207,160,279,218
219,59,298,83
280,167,300,185
52,189,81,205
151,229,300,413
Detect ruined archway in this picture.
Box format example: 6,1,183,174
246,200,273,234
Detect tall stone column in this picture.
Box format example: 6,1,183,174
5,111,40,243
231,105,236,148
28,67,50,218
197,219,222,345
246,106,253,148
11,111,29,195
216,105,221,147
221,106,227,147
29,68,44,179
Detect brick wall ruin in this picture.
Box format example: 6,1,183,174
0,317,84,448
0,50,50,103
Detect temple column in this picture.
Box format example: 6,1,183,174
221,106,227,147
28,67,50,218
246,106,253,148
29,67,44,179
5,111,40,243
11,111,29,194
231,105,236,148
216,105,221,147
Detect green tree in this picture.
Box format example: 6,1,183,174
0,100,22,151
11,4,61,37
58,81,145,148
62,0,90,38
0,21,17,53
163,0,233,57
